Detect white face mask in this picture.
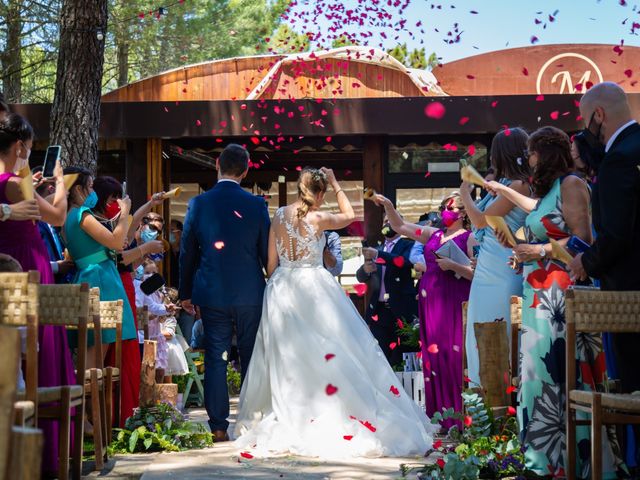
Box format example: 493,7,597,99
14,151,30,173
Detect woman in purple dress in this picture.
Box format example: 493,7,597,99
0,113,75,475
373,192,475,430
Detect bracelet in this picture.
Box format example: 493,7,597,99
335,189,344,195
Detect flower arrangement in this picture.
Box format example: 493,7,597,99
110,402,213,454
400,392,526,479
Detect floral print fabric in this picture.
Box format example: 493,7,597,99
518,177,623,478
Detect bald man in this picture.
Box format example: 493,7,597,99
569,82,640,393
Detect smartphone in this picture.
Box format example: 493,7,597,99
140,273,165,296
567,236,590,254
42,145,61,178
122,181,127,197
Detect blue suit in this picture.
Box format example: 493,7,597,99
179,180,270,432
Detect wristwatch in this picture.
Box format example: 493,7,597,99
539,245,546,258
0,203,11,221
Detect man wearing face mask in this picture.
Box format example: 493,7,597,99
356,215,418,367
569,82,640,396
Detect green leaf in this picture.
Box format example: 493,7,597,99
143,437,153,450
129,429,139,453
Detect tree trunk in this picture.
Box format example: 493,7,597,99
1,0,24,103
50,0,107,173
116,40,129,87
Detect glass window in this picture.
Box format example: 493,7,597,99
395,187,459,224
389,142,488,174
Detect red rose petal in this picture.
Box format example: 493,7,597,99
550,111,560,120
389,342,397,350
374,257,386,265
427,343,439,354
233,210,243,218
506,386,517,394
343,435,353,440
240,452,254,459
434,439,443,449
507,406,516,416
389,385,400,397
464,415,473,426
353,283,367,296
396,319,404,329
371,314,379,322
459,116,470,125
424,102,446,119
392,256,405,268
325,353,335,361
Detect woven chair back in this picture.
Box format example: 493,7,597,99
510,296,522,325
0,272,39,326
99,300,123,329
136,306,149,330
38,284,90,326
566,288,640,333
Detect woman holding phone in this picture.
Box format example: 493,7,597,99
0,113,75,476
372,192,475,431
91,175,165,425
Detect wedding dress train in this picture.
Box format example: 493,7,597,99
234,207,435,458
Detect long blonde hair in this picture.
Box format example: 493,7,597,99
296,168,328,219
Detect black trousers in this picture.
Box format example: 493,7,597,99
368,302,405,368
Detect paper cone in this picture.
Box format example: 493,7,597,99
163,187,182,199
550,238,574,264
486,215,516,247
63,173,79,191
17,166,31,178
460,165,485,186
514,227,526,243
127,215,134,228
363,187,376,200
19,176,36,224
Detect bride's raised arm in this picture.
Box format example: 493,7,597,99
315,167,355,231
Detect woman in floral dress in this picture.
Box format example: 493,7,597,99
487,126,618,478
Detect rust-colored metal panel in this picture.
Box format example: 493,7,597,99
435,44,640,96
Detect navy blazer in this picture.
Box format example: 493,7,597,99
583,122,640,291
355,237,418,322
179,181,270,307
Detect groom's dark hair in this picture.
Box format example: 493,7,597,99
218,143,249,177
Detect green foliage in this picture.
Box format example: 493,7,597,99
109,402,213,454
268,24,310,54
401,392,525,479
227,362,242,395
173,373,193,394
397,319,421,349
386,42,438,70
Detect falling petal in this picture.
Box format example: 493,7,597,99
325,384,338,395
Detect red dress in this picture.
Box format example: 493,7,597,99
105,269,141,426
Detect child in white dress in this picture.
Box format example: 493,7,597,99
134,260,188,380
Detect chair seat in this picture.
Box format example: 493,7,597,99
104,366,120,379
570,390,640,412
17,385,84,403
81,368,103,382
13,400,35,420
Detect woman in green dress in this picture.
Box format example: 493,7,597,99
487,127,616,478
63,168,136,365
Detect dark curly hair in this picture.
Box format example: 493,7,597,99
528,126,574,198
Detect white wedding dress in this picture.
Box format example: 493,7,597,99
234,207,435,459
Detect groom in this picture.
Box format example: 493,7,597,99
179,144,270,441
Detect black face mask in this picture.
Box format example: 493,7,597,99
578,112,606,172
381,223,397,238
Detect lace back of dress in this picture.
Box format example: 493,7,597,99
274,207,323,267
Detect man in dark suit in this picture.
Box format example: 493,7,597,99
356,216,417,367
569,82,640,394
180,144,270,442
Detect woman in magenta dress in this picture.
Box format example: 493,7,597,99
373,192,475,430
0,113,75,475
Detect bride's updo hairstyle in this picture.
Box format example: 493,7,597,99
297,167,328,219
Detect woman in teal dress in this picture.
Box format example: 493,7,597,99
63,168,136,364
460,127,531,387
487,126,616,478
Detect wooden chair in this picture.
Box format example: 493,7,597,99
0,325,19,480
565,288,640,480
100,299,124,443
0,272,39,428
509,296,522,404
36,284,90,480
137,306,149,341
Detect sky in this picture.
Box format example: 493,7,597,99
287,0,640,63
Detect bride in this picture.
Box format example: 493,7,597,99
234,167,435,458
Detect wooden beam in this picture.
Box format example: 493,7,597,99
363,136,384,247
